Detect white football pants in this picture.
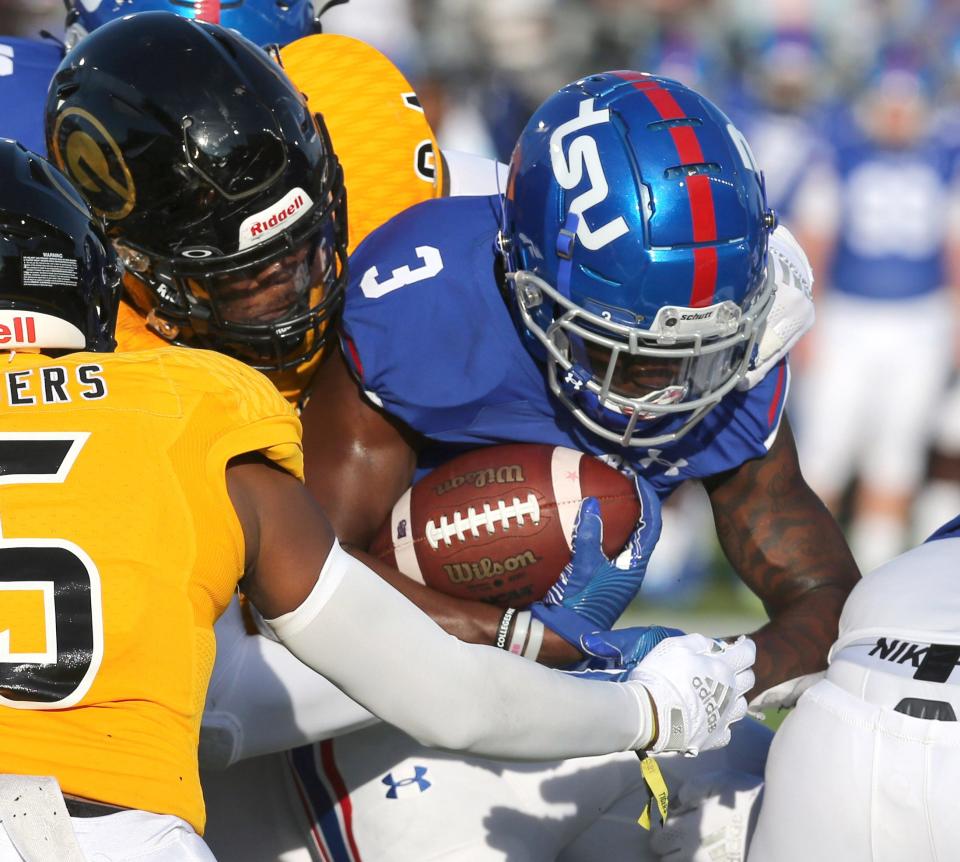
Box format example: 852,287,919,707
203,718,772,862
750,666,960,861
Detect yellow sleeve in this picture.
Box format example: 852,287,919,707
163,348,305,482
115,300,169,353
280,34,443,252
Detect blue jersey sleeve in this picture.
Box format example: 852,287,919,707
0,38,62,155
341,195,535,439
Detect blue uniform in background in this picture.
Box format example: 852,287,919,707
0,36,61,154
341,194,790,495
828,115,960,300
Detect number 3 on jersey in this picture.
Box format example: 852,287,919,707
360,246,443,299
0,433,103,709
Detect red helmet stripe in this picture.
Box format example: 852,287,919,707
196,0,221,24
686,174,717,244
668,124,705,165
642,87,685,120
691,247,718,308
616,74,719,306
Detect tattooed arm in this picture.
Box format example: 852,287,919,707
702,416,860,696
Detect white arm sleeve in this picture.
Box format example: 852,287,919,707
264,541,653,760
200,596,378,769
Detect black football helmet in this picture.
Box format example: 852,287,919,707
45,11,347,373
0,139,120,353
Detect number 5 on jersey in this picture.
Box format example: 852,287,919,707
0,433,103,709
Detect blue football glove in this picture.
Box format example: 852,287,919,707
583,624,685,671
530,474,663,647
563,626,686,681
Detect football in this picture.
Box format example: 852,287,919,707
369,444,641,607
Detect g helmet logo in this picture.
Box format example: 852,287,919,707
52,107,136,221
550,99,629,251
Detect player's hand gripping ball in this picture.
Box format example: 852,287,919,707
531,473,662,646
369,444,641,607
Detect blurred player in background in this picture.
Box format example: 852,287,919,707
0,137,756,862
648,515,960,862
790,47,960,572
732,28,833,228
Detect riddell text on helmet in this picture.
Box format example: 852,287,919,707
238,187,314,251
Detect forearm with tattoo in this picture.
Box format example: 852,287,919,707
704,417,860,695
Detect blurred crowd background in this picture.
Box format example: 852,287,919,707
5,0,960,610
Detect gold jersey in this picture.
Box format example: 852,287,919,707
0,347,302,833
280,33,443,255
117,34,442,404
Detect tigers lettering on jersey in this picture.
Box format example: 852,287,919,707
2,364,106,407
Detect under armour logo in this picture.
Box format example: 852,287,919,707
382,766,431,799
564,371,584,391
639,449,688,477
396,519,407,540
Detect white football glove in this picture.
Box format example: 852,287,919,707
738,224,814,391
649,769,764,862
627,634,755,756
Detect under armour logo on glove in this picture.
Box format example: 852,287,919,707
382,766,432,799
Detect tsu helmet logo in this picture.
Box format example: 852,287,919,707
550,99,629,251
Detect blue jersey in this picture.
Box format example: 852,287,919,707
827,115,960,301
729,97,831,224
0,37,62,154
341,195,789,500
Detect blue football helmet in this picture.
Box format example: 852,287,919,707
500,71,776,448
65,0,329,48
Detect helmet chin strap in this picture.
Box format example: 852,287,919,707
555,212,578,295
